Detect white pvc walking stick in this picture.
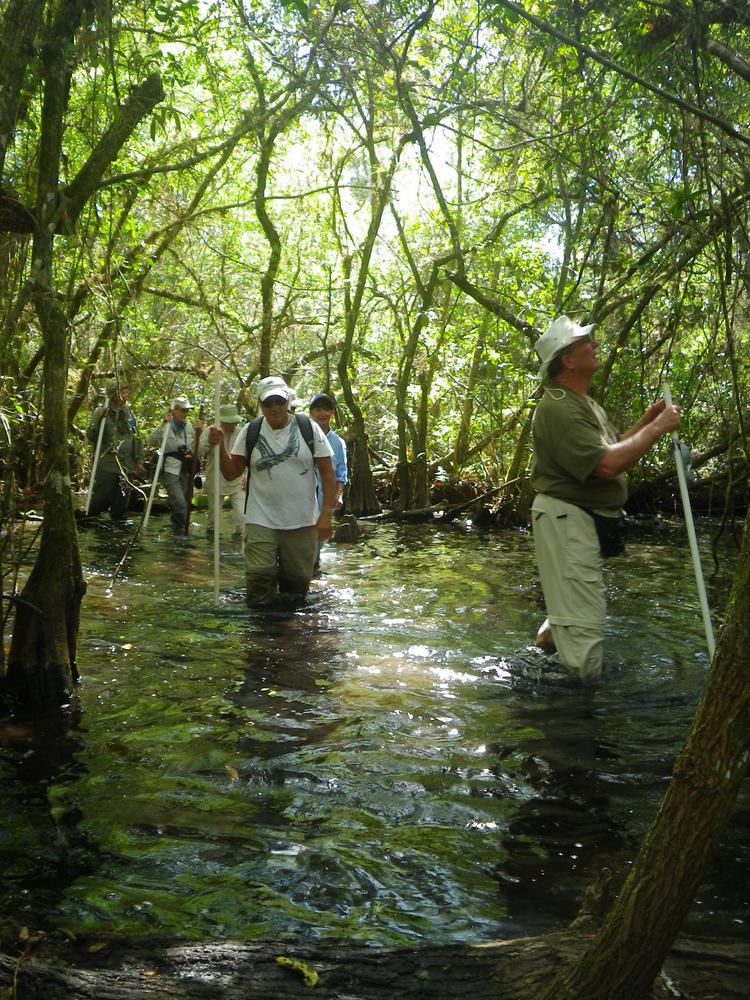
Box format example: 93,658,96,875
143,420,171,530
213,362,221,605
86,402,108,514
663,383,716,659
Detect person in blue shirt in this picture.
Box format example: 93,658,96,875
309,393,348,573
309,393,348,511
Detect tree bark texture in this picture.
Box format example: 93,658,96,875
338,253,380,516
4,0,86,706
546,509,750,999
4,2,165,708
0,0,46,178
342,410,381,516
5,285,85,704
394,265,439,510
1,929,748,999
254,135,280,378
60,73,165,232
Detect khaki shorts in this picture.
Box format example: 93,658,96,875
243,522,318,606
532,494,605,681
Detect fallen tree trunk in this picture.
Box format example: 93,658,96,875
1,929,748,999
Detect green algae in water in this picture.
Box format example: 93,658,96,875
0,519,746,944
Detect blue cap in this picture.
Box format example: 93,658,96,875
309,392,335,409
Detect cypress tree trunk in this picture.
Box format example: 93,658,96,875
4,0,86,707
493,410,534,526
411,372,431,510
338,254,381,516
545,509,750,999
2,4,163,708
341,412,380,517
6,292,85,705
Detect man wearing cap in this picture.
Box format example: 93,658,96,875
309,392,348,573
207,378,336,606
86,380,144,519
197,403,245,540
309,393,348,510
530,316,680,681
148,397,204,532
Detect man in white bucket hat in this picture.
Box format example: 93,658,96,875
530,316,680,681
148,396,204,532
197,403,246,540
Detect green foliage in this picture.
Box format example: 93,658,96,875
0,0,748,501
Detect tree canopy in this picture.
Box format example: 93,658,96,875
0,0,747,514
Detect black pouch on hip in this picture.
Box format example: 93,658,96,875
579,507,627,559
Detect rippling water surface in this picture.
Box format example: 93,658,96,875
1,514,746,944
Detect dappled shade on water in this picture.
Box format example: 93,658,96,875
0,518,745,945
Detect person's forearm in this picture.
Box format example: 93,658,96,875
319,471,336,517
621,400,666,440
595,422,665,478
219,445,242,480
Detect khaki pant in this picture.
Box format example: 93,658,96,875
532,493,605,681
163,469,190,530
207,487,245,536
243,522,318,606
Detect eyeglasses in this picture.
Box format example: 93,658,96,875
260,396,287,407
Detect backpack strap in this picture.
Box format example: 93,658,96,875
294,413,315,457
244,416,263,505
245,416,264,467
243,413,315,504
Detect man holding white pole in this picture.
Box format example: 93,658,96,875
197,404,245,542
147,397,204,533
85,381,143,519
530,316,681,681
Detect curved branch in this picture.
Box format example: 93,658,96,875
493,0,750,149
58,73,165,233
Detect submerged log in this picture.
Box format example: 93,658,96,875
0,929,748,999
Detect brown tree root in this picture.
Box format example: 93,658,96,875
1,929,748,999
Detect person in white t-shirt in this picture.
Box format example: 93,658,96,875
207,379,335,606
148,396,204,532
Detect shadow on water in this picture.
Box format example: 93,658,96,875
1,512,747,944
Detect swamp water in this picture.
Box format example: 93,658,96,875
1,517,747,946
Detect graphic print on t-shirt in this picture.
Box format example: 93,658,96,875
254,419,304,476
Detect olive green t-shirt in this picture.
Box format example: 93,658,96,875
530,386,628,514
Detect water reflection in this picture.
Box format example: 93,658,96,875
0,514,745,944
485,690,626,929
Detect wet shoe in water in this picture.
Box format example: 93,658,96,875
535,619,556,654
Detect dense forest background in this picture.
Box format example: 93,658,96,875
2,4,750,996
1,0,750,697
1,0,748,521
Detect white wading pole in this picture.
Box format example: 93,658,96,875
143,420,171,530
213,362,221,605
86,402,108,514
663,383,716,659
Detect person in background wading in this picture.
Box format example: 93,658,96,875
530,316,680,682
86,380,144,519
207,378,335,607
309,392,348,574
148,397,204,532
197,403,245,541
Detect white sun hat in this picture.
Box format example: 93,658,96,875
535,315,596,380
256,376,292,403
